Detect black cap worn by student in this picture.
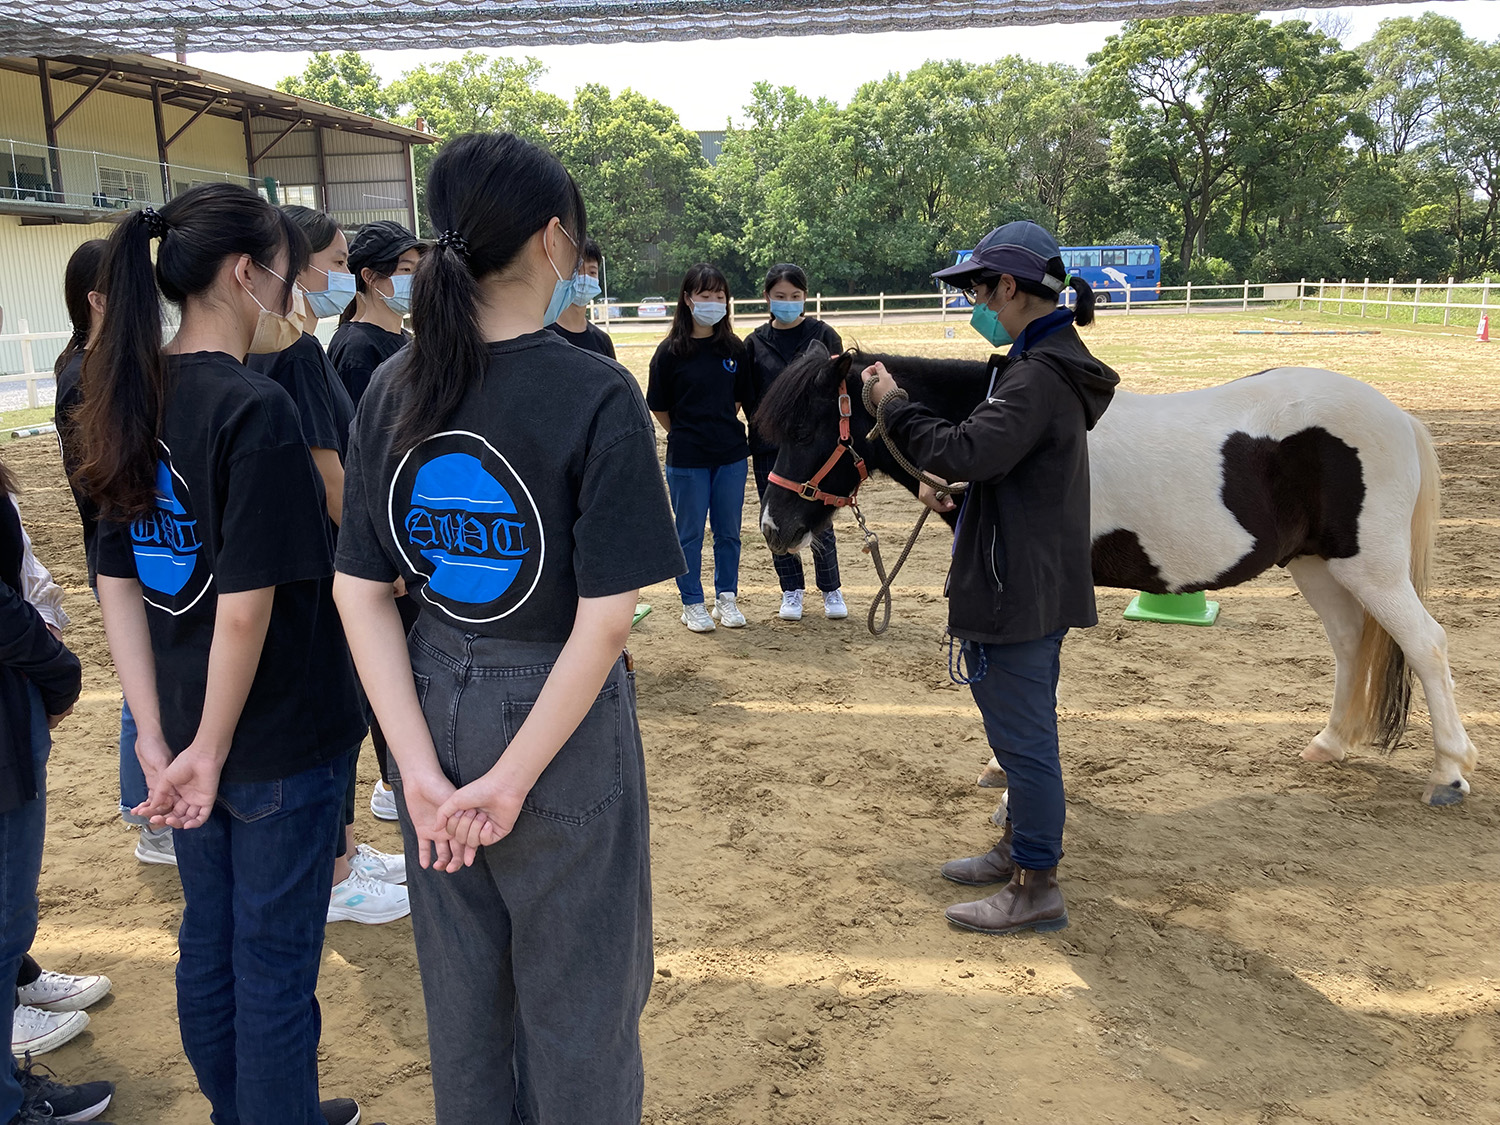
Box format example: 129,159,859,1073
346,220,422,276
931,220,1069,295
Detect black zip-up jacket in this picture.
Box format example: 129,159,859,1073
745,317,843,455
0,496,82,814
881,317,1118,645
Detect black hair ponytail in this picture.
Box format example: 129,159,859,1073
393,132,585,451
55,239,108,379
78,184,305,518
1066,274,1095,327
1013,254,1095,327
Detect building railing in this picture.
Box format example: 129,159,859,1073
1,136,259,213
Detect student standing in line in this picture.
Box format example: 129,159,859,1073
51,238,177,868
246,206,409,926
546,238,616,358
79,184,374,1125
327,220,421,406
745,263,849,622
646,264,752,633
333,131,684,1124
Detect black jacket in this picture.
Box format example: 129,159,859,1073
745,317,843,454
882,316,1118,645
0,496,82,814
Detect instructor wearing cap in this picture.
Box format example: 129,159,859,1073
861,220,1119,935
329,220,423,405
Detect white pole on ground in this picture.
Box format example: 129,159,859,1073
816,292,822,317
1413,279,1422,324
1387,278,1394,319
1242,279,1249,311
1186,280,1192,311
1125,283,1133,314
1299,278,1306,311
1339,278,1346,315
1484,277,1492,318
1361,277,1369,318
1443,276,1454,326
879,292,885,324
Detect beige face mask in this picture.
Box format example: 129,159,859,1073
241,264,304,355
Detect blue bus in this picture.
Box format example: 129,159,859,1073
942,243,1162,305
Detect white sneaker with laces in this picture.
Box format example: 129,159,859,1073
713,593,747,628
16,969,112,1013
779,591,804,621
328,870,411,924
681,603,716,632
11,1005,88,1056
350,842,406,885
134,824,177,867
369,779,398,822
823,589,849,620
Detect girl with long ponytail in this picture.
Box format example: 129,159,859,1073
82,184,369,1125
333,132,685,1122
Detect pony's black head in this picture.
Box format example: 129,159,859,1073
755,344,863,554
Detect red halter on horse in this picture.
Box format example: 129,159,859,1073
765,376,868,507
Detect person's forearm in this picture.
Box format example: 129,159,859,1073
486,590,636,792
651,410,672,434
97,576,166,740
334,573,443,780
311,447,345,527
190,588,274,762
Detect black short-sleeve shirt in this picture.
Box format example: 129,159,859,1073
53,351,101,584
745,317,843,454
246,332,356,459
328,321,408,406
547,321,617,360
337,332,685,639
645,336,752,468
95,352,366,782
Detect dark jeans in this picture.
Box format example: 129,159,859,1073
0,686,48,1122
966,630,1068,870
665,460,747,605
397,621,652,1124
173,753,350,1125
751,451,841,593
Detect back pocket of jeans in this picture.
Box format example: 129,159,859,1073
502,683,624,825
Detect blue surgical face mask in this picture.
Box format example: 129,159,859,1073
692,300,727,327
769,298,804,324
542,224,581,327
570,273,602,307
380,273,413,316
304,267,355,319
970,299,1012,348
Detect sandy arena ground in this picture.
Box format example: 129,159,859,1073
5,312,1497,1124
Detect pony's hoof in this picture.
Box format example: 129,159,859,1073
1423,778,1469,807
1301,736,1347,764
978,760,1006,788
989,790,1009,828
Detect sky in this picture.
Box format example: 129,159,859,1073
189,2,1500,132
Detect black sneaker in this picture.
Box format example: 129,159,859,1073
320,1098,362,1125
16,1054,114,1123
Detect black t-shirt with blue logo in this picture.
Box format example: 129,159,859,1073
645,335,752,468
95,352,367,782
246,332,356,459
336,331,685,639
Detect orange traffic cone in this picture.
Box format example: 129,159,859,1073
1479,313,1490,343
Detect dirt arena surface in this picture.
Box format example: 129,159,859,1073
6,312,1497,1124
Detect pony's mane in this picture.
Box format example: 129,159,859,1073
754,346,839,447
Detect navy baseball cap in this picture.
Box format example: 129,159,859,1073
348,220,423,275
933,221,1067,292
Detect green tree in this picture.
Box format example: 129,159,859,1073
276,52,386,118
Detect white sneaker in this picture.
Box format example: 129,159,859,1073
713,593,747,628
823,589,849,620
16,969,113,1013
369,780,398,822
350,842,406,885
134,824,177,867
779,591,804,621
681,603,716,632
11,1005,88,1056
328,870,411,924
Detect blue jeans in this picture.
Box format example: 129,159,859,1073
752,452,841,593
0,687,49,1121
966,630,1068,870
118,698,150,826
173,754,350,1125
666,460,747,605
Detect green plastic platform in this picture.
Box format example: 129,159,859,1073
632,603,653,628
1123,590,1220,626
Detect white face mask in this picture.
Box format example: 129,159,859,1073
241,263,303,355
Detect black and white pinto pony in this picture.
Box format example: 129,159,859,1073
755,348,1478,807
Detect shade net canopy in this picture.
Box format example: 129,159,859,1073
0,0,1444,54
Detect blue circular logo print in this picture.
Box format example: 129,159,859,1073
389,432,545,623
131,446,212,615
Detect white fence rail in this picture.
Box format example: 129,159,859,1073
0,324,71,409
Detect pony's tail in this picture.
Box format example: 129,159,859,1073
1346,415,1438,752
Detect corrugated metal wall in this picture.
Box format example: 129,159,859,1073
252,118,413,231
0,216,115,378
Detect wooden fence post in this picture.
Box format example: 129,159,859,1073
1298,278,1306,311
1361,277,1369,318
1242,279,1249,311
1386,278,1394,320
1317,278,1326,315
1412,279,1422,324
1185,281,1192,311
1338,278,1346,315
879,292,885,324
1443,276,1454,326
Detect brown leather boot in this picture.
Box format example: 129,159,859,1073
939,822,1014,886
944,866,1068,935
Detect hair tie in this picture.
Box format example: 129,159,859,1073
140,207,168,239
436,229,469,256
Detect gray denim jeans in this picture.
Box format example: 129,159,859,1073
394,618,652,1125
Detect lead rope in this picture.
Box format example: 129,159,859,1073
855,377,970,636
